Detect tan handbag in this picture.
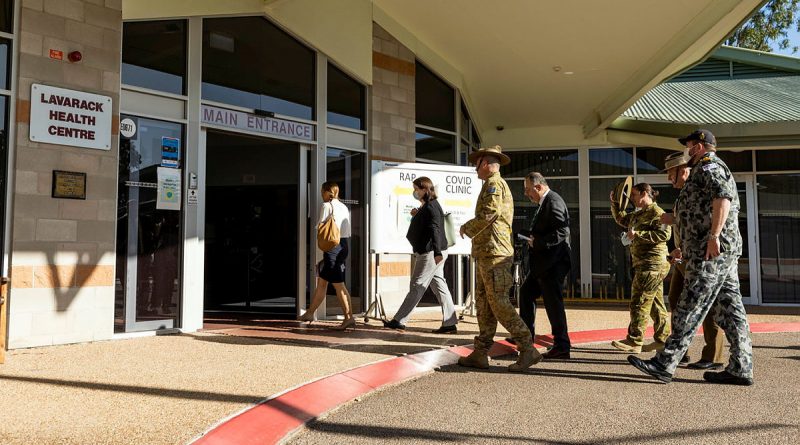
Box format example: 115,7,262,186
317,202,341,252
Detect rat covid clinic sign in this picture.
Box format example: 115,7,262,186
29,84,113,151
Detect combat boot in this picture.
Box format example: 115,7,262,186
458,349,489,369
641,340,665,352
508,348,543,372
611,339,642,353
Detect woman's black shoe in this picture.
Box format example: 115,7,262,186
431,325,457,334
383,319,406,330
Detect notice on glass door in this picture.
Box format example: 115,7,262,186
157,167,181,211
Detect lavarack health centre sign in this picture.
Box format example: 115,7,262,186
29,84,113,150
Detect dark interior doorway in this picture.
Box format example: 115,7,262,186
204,130,299,316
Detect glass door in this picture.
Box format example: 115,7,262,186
115,116,184,332
755,173,800,304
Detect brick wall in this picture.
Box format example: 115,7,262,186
8,0,121,348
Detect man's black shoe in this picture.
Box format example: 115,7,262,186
627,356,672,383
703,370,753,386
542,348,570,359
680,354,691,364
431,325,457,334
383,319,406,330
688,360,724,370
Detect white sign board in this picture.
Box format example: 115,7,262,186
156,167,181,211
29,84,112,150
201,104,314,141
370,161,480,255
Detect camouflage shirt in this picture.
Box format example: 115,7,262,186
463,171,514,258
675,152,742,261
611,201,670,268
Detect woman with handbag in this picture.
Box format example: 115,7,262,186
298,181,356,331
384,177,458,334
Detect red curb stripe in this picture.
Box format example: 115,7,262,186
192,321,800,445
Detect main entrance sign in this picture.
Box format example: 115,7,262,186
201,104,314,141
29,84,113,150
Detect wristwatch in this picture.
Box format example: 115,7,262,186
709,234,720,240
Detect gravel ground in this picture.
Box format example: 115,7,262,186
0,305,796,445
291,332,800,445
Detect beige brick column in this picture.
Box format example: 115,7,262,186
370,23,417,313
8,0,121,348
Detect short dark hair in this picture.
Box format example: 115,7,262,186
633,182,659,201
524,172,548,187
413,176,437,202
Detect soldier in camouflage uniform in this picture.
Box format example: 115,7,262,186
609,183,671,353
458,145,542,372
629,130,754,385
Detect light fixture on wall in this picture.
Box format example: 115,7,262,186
67,51,82,63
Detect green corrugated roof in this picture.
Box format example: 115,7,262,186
622,76,800,124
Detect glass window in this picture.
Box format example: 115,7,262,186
0,96,7,271
756,149,800,172
757,174,800,303
327,64,365,130
589,148,634,176
325,148,366,314
636,147,675,174
504,150,579,178
0,0,11,34
122,20,187,95
718,150,752,172
510,178,582,298
415,61,455,131
460,104,470,140
0,37,9,90
202,17,315,120
416,128,454,163
590,177,632,300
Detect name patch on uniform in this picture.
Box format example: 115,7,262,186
702,163,718,172
487,186,497,194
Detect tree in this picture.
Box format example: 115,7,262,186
725,0,800,54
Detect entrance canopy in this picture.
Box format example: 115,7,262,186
123,0,764,149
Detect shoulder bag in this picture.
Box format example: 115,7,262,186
317,202,341,252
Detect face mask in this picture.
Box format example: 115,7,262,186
412,190,421,200
683,143,693,160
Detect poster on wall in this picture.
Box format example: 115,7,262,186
160,137,180,168
370,161,480,255
156,167,181,211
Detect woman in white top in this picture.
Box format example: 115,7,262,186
298,181,356,330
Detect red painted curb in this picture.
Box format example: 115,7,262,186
192,321,800,445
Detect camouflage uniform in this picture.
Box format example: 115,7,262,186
654,152,753,378
611,202,671,345
462,171,533,353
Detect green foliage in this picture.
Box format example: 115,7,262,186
726,0,800,53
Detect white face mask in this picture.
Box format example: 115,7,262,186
412,190,421,200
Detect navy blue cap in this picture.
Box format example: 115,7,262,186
678,129,716,146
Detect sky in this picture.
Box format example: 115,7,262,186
770,27,800,56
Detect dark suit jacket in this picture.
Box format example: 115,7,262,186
406,199,448,256
527,190,571,278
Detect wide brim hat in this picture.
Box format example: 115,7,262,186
659,151,691,173
468,145,511,166
612,176,633,210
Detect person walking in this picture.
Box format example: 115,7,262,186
660,151,725,369
458,145,542,372
628,129,753,385
609,183,671,354
510,172,572,359
298,181,356,331
384,176,458,333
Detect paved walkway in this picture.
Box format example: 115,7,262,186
0,305,797,444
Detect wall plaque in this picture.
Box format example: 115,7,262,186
52,170,87,200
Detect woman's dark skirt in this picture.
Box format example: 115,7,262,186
319,238,349,283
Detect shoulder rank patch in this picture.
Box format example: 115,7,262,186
702,163,718,172
487,186,497,194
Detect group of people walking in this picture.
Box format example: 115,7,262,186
300,128,754,385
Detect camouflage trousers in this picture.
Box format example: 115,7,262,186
474,256,532,352
654,253,753,378
626,262,671,345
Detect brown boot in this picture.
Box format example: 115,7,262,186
458,349,489,369
642,340,666,352
611,339,642,353
509,348,543,372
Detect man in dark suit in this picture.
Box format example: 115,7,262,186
515,172,572,358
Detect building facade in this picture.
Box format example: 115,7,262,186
2,0,791,350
